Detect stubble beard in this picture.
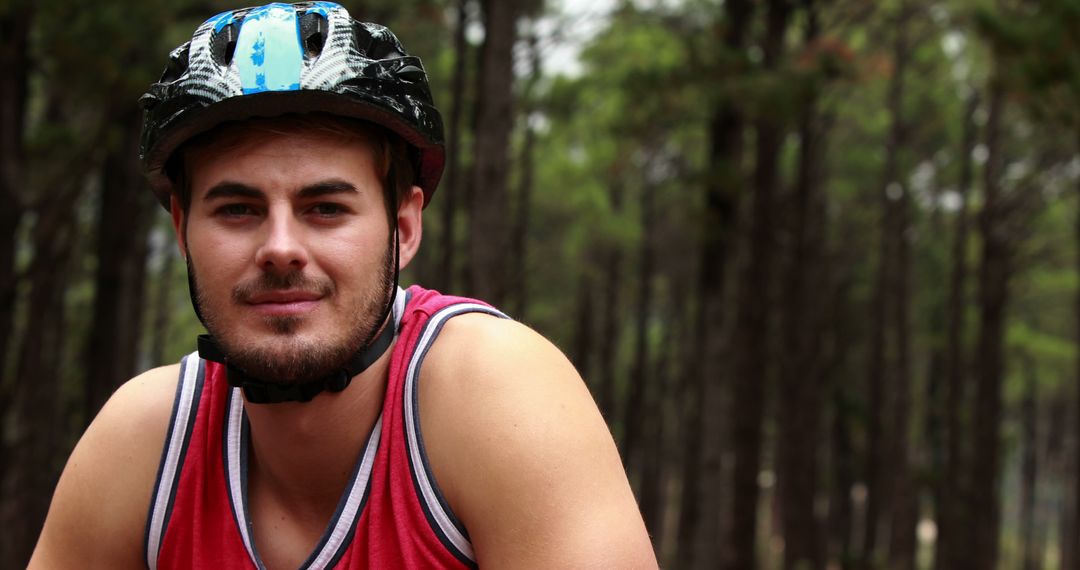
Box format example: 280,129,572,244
191,244,395,384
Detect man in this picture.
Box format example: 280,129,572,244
30,3,656,569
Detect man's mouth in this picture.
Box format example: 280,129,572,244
244,290,323,316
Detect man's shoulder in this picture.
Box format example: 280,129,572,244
417,314,655,566
101,363,183,440
29,363,181,568
422,311,574,392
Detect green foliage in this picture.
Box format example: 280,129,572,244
975,0,1080,125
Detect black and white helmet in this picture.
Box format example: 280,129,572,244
139,1,445,210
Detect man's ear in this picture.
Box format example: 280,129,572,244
170,195,188,258
396,186,424,270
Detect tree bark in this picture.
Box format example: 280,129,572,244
1071,129,1080,570
509,29,539,320
1018,353,1039,570
936,91,979,570
862,6,915,567
84,112,153,422
596,176,625,425
0,4,31,421
886,60,917,570
641,286,683,561
438,0,471,293
1,187,80,568
636,316,665,539
621,180,656,474
967,78,1007,570
726,3,791,569
777,2,826,568
149,242,177,367
570,270,595,382
682,1,753,568
677,317,706,570
467,0,520,305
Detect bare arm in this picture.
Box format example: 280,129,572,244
29,365,178,569
421,315,658,568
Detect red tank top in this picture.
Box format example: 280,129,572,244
144,286,504,569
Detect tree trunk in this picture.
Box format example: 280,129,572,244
1,192,80,567
509,29,539,320
438,0,471,293
467,0,520,306
149,242,177,367
570,270,595,382
937,91,979,570
830,382,857,570
862,220,889,569
597,176,625,425
862,6,915,567
0,4,31,418
84,113,153,422
685,1,753,565
822,138,858,570
726,3,791,569
1064,415,1078,570
1018,353,1039,570
677,314,707,570
642,285,684,561
887,92,916,570
967,78,1007,570
1041,398,1067,570
1071,129,1080,570
621,180,656,474
777,3,826,568
637,317,667,540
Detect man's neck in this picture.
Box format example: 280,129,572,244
242,346,392,517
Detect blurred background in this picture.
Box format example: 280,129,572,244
2,0,1079,568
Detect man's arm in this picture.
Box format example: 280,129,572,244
421,314,658,568
29,365,178,569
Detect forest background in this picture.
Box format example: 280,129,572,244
2,0,1079,568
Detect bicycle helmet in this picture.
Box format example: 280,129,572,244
139,1,444,210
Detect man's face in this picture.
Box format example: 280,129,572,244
176,124,394,384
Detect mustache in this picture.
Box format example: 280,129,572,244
232,271,335,303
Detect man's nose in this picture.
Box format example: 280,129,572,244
254,210,308,273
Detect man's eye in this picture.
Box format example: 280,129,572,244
310,203,345,217
217,204,257,217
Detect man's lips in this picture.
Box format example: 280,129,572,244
245,290,322,304
244,290,323,316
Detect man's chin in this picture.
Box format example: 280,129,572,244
263,315,304,335
211,336,358,384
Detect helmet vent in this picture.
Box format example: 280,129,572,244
300,12,328,58
161,43,190,83
354,23,404,60
396,65,424,83
211,23,240,66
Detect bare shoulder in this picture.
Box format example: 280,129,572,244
419,313,657,568
30,363,181,569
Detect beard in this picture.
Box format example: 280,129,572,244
189,242,395,384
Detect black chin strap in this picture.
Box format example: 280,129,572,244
196,303,397,403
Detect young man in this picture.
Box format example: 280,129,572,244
30,3,656,569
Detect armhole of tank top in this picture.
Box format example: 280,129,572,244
403,302,508,569
143,352,206,570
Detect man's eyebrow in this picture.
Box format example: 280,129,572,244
297,180,359,199
203,182,264,201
